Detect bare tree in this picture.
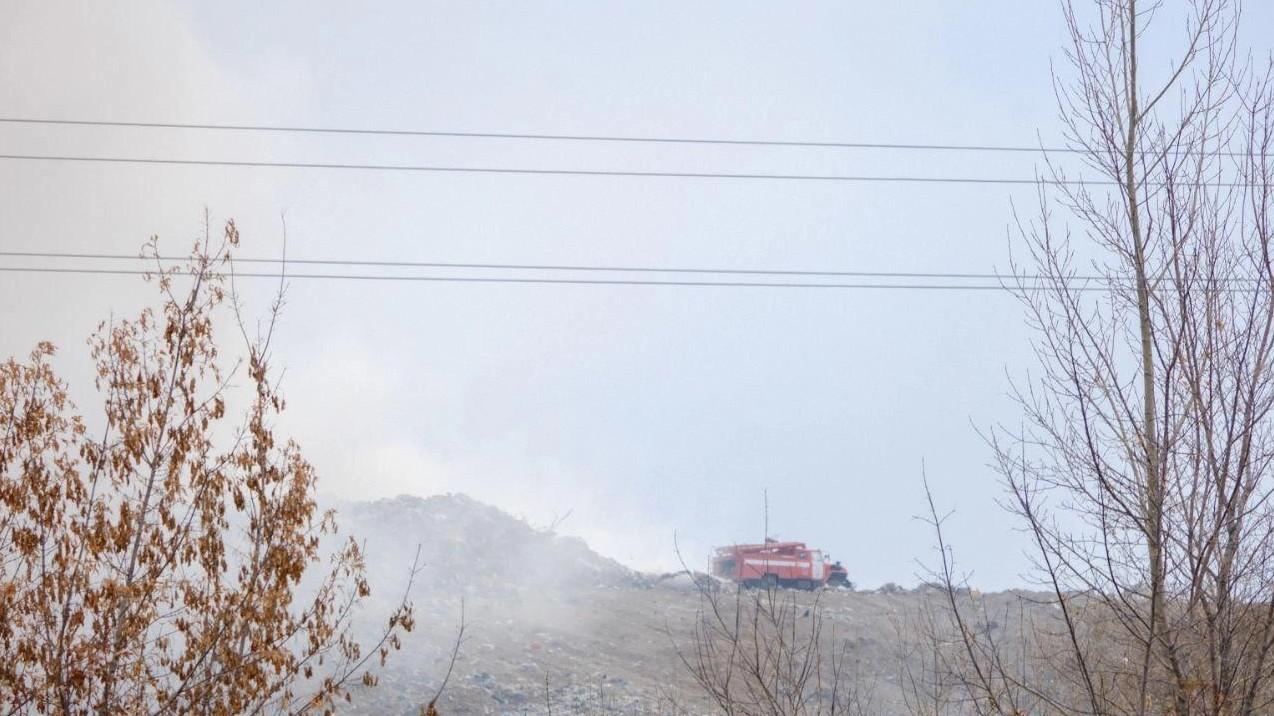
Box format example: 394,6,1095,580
925,0,1274,714
421,600,466,716
0,219,418,714
912,482,1071,716
675,576,874,716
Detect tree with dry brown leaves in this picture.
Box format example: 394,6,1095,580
0,219,417,715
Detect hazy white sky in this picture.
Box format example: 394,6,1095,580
4,1,1272,589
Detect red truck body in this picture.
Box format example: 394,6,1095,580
711,539,848,589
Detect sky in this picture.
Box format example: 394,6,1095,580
3,1,1273,590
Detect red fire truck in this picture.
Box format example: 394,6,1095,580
711,539,849,590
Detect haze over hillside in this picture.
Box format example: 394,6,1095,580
334,494,1045,715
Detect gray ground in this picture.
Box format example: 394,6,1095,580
331,494,1043,716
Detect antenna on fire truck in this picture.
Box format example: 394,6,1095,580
762,488,769,543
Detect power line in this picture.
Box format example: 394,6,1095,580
6,249,1260,285
10,264,1256,292
0,249,1060,281
0,152,1140,185
0,116,1078,153
0,117,1248,158
0,265,1077,291
2,153,1252,187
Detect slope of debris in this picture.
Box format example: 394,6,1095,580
339,493,643,595
330,493,1045,716
334,493,686,715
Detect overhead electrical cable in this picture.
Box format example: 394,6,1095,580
0,249,1180,283
0,265,1146,292
0,152,1239,186
0,116,1071,153
0,117,1246,157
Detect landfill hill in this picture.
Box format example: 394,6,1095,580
340,493,642,594
332,493,1044,715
